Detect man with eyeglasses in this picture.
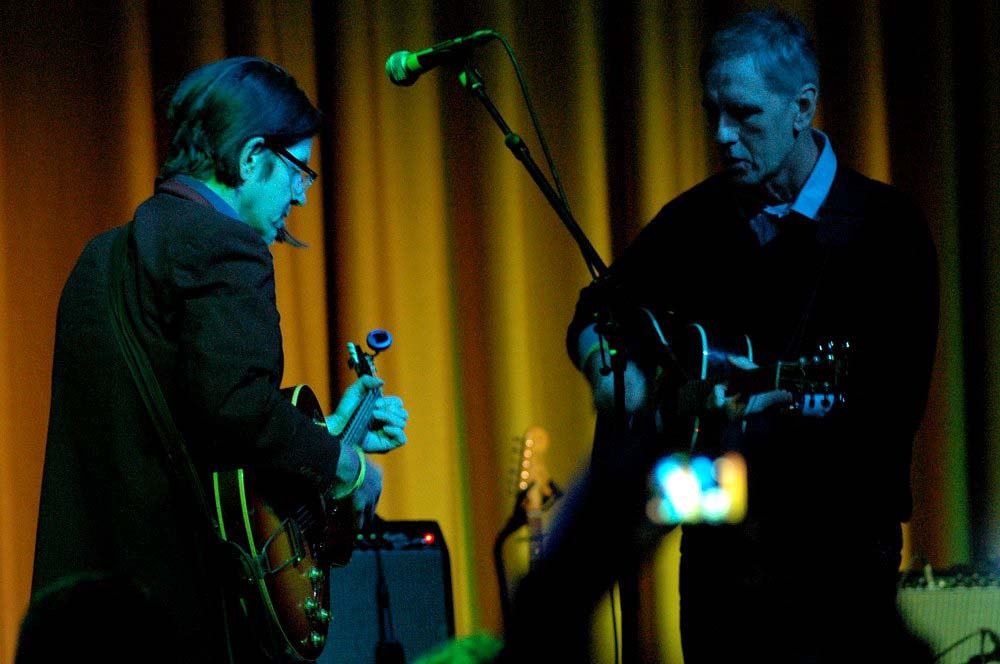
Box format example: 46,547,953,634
29,57,408,663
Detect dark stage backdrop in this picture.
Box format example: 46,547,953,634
1,1,995,661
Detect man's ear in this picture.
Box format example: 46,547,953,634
238,137,267,181
792,82,818,133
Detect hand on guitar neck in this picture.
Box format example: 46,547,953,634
702,355,794,422
326,375,409,452
325,342,409,527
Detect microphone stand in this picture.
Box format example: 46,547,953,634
372,517,405,664
457,60,640,663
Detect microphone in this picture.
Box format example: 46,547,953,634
385,29,496,86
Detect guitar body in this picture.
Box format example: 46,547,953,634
677,323,753,452
213,385,353,661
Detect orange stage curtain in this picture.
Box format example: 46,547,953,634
1,1,997,662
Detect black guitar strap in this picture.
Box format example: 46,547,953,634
107,222,218,531
782,249,833,359
107,222,238,663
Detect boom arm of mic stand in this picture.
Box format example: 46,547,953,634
458,63,607,278
456,62,632,459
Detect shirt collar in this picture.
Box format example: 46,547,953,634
175,174,243,222
761,128,838,221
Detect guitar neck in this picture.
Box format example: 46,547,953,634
728,361,827,398
728,365,777,395
339,388,381,450
527,509,544,570
516,426,551,570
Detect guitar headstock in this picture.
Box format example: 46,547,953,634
516,426,552,512
347,329,392,379
781,340,850,417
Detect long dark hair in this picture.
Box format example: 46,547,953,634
160,57,321,186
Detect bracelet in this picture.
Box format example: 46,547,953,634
330,445,367,500
580,340,614,371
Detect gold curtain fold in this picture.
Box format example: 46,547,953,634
0,1,994,662
320,0,489,631
0,2,165,658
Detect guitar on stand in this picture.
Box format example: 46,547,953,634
516,426,555,569
213,330,392,661
494,426,560,627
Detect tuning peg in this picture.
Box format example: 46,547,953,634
366,329,392,354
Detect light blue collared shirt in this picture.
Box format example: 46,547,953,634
749,128,837,245
176,174,243,222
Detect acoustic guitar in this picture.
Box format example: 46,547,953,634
212,329,391,661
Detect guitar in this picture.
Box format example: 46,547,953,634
516,426,553,568
212,329,392,661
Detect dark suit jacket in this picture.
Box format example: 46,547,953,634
32,181,341,662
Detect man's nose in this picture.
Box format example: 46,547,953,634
714,116,738,146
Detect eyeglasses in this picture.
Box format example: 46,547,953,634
269,145,318,191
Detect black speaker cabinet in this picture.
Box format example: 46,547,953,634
318,520,455,664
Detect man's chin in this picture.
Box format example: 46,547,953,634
722,165,760,187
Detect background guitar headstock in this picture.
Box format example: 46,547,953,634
516,426,552,513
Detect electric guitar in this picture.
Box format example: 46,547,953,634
516,426,553,568
212,329,392,661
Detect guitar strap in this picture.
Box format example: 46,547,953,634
107,222,242,663
782,249,833,359
107,222,218,532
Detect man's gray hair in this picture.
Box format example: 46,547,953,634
700,9,820,96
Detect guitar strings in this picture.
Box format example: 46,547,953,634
341,388,382,449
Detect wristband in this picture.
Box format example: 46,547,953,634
330,445,367,500
580,340,613,371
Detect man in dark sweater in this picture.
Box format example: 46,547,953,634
564,9,938,663
28,57,408,663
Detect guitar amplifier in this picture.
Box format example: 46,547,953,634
897,568,1000,663
318,519,455,664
